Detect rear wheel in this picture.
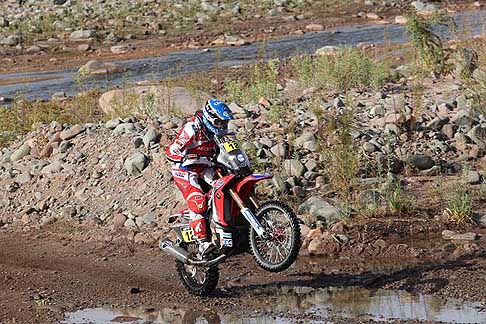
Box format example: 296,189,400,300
249,201,301,272
175,243,219,296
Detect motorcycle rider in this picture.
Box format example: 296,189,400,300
165,99,234,255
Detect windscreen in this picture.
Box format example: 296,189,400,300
216,133,251,172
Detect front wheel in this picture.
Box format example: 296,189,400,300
249,201,301,272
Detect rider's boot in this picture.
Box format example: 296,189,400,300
198,239,215,256
190,216,214,256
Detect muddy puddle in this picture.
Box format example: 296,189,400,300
62,286,486,323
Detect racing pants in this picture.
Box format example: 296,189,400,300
171,166,214,241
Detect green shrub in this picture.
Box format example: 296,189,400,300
250,60,279,101
223,60,280,105
290,54,314,86
314,48,389,92
405,11,452,74
444,188,474,225
319,108,360,202
224,79,247,104
386,184,414,214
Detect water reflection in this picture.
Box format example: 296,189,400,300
62,286,486,324
256,286,486,323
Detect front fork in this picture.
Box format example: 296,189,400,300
228,188,267,238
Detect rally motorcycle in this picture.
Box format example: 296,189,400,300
160,131,301,295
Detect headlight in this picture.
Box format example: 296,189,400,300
237,154,246,163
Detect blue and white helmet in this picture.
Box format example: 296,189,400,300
202,99,234,134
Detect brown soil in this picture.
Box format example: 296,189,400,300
0,1,478,75
1,215,486,324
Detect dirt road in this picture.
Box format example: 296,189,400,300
1,228,486,323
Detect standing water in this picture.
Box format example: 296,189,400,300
62,286,486,323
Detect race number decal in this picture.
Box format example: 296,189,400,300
181,228,195,242
223,141,240,152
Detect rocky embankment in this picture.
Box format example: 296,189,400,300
0,117,185,245
0,61,485,259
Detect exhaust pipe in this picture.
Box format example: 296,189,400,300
159,238,190,264
159,238,229,266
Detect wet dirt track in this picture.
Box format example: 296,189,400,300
2,230,486,323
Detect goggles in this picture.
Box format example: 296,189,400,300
213,118,229,128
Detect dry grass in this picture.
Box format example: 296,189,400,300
0,90,101,147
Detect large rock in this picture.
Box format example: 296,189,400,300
113,123,135,136
78,60,127,76
298,196,340,226
143,127,158,148
60,125,84,141
69,30,95,40
125,153,148,176
283,159,305,177
305,23,324,32
467,125,486,149
407,154,435,170
10,143,30,162
0,35,20,46
411,1,437,13
315,46,340,56
464,170,481,185
98,85,208,117
110,45,130,54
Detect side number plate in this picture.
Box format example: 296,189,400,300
181,228,195,243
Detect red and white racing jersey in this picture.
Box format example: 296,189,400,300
165,112,217,167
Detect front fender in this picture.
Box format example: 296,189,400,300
235,173,273,198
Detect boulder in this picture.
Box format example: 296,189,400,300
305,24,324,32
411,1,437,13
98,86,208,117
394,16,408,24
105,118,122,130
69,30,95,40
78,60,127,76
407,154,435,170
467,125,486,149
0,35,20,46
283,159,305,177
464,170,481,185
298,196,340,226
15,172,32,185
295,133,316,147
113,123,135,136
143,127,158,148
124,153,148,176
10,143,30,162
110,45,130,54
60,125,84,141
26,45,42,54
41,162,63,175
315,46,340,56
113,213,127,228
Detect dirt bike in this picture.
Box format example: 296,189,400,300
160,131,302,296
